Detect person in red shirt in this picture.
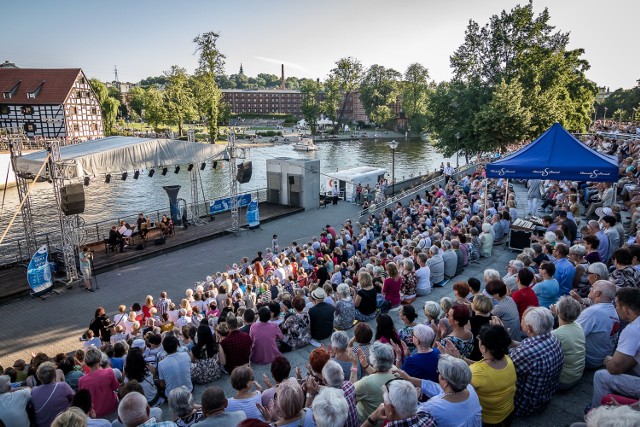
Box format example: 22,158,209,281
511,268,539,319
77,347,119,418
220,314,253,373
382,262,402,310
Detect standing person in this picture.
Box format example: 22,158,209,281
332,182,340,205
527,179,542,216
79,246,94,292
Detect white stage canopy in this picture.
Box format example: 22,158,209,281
14,136,228,178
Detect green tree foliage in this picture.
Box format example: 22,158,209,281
128,86,146,118
193,31,226,142
601,83,640,120
329,57,364,132
163,65,196,136
90,79,120,136
143,87,166,130
300,79,323,134
321,76,341,127
402,63,431,133
139,75,168,88
428,1,595,154
473,79,532,151
359,65,401,126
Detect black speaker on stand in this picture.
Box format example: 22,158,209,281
236,161,253,183
60,183,85,215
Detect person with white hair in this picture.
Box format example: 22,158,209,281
502,259,524,291
311,385,349,427
575,280,620,369
479,223,494,257
401,324,439,382
118,391,174,427
334,283,356,330
508,306,564,416
364,379,437,426
573,404,640,427
351,342,397,422
427,246,445,285
399,354,482,426
415,253,432,296
0,374,31,427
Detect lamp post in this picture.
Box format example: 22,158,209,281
455,132,461,168
604,107,608,121
388,139,399,196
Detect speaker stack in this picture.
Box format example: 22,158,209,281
236,161,253,183
60,183,85,215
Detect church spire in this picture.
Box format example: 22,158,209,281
239,63,244,75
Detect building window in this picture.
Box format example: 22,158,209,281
24,122,36,132
70,106,77,115
91,107,97,115
21,106,34,115
77,91,83,98
91,123,98,131
73,124,80,132
0,105,8,115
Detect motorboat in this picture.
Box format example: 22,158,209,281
292,138,318,152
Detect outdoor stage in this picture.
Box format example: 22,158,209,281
0,202,303,304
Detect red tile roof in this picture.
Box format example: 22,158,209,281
0,68,82,105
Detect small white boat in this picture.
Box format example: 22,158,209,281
292,138,318,152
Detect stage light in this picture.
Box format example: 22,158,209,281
187,163,194,171
174,165,180,174
161,167,168,176
148,169,155,177
200,162,206,170
213,161,218,169
105,174,111,183
133,170,140,180
83,177,90,186
121,172,128,181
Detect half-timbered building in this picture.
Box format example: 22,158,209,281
0,68,104,140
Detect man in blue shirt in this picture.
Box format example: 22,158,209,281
553,243,576,296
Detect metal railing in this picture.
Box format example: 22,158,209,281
0,187,268,265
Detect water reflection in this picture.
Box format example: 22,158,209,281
0,138,452,243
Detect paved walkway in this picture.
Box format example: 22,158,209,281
0,185,592,426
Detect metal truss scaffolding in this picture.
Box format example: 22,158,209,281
8,139,38,257
227,132,248,234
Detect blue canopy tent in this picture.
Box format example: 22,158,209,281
486,123,619,182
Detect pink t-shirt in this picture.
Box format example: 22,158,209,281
383,277,402,307
78,368,119,417
250,321,284,364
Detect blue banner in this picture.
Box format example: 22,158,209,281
247,201,260,228
27,245,53,296
209,194,252,214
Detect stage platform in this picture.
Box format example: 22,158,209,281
0,202,303,304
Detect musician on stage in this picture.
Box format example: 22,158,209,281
79,246,94,292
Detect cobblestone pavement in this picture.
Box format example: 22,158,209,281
0,185,592,426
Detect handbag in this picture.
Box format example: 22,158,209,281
190,352,222,385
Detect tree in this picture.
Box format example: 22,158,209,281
359,65,402,127
402,63,431,133
193,31,226,142
128,86,146,118
90,79,120,136
321,76,341,128
139,75,168,88
163,65,196,136
300,79,323,134
473,79,532,151
144,87,166,130
329,57,364,133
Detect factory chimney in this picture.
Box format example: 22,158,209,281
281,64,285,90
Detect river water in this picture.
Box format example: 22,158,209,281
0,137,453,253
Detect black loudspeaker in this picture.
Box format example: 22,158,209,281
288,176,295,185
60,183,85,215
509,229,532,251
236,161,253,183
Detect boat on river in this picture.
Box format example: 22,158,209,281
292,137,318,152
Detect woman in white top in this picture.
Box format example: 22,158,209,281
226,366,264,421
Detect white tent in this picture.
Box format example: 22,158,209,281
317,118,335,126
14,136,228,178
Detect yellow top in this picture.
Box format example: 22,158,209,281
470,355,517,424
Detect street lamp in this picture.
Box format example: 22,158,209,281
604,107,608,121
455,132,461,169
388,139,399,196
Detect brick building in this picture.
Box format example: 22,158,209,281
0,68,104,140
222,89,302,115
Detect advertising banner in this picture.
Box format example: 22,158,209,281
247,200,260,228
27,245,53,296
209,194,251,214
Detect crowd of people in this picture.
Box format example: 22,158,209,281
2,132,640,427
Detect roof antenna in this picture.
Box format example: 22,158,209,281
114,65,119,83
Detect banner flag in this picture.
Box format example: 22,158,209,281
247,200,260,228
27,245,53,296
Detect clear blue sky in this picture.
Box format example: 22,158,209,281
3,0,638,89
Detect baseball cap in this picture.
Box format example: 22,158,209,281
595,207,613,218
